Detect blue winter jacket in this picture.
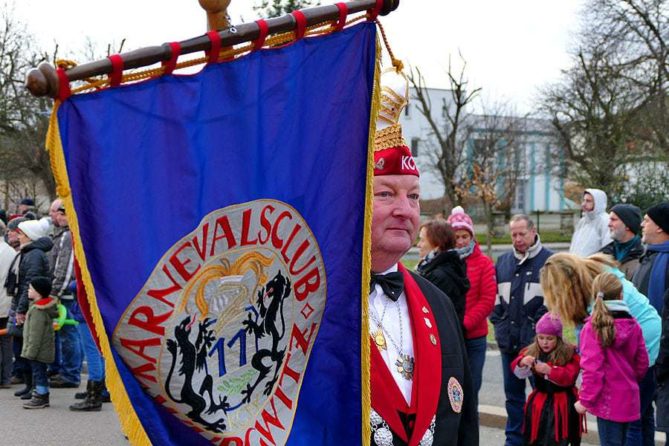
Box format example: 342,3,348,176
491,241,553,354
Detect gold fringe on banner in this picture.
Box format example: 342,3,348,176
45,102,152,446
361,33,383,446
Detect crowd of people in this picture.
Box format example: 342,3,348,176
2,93,667,445
414,188,669,446
0,198,108,412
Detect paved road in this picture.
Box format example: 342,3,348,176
0,379,126,445
0,354,600,445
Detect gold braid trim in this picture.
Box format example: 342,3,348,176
361,35,382,446
374,124,407,151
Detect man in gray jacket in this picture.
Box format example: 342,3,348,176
48,199,81,389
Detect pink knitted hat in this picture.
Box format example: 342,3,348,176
535,313,563,338
447,206,474,236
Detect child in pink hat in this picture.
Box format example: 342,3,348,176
511,312,583,445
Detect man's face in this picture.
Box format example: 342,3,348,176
371,175,420,271
510,219,536,254
7,229,19,247
641,214,663,244
581,193,595,212
56,209,68,228
49,200,62,227
608,212,628,241
18,204,29,214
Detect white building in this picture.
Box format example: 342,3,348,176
400,87,576,213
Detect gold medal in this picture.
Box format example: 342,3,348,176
374,327,387,350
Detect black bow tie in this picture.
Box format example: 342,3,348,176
370,272,404,301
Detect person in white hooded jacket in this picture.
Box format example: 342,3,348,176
569,188,612,257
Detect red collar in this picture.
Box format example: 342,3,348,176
370,264,442,444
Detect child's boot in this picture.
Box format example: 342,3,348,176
13,371,32,397
23,391,49,409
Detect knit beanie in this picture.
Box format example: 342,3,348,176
17,219,47,241
446,206,474,236
535,312,562,338
7,217,27,231
610,204,642,235
30,276,52,298
647,202,669,235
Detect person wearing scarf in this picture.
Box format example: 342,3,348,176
446,207,496,409
600,204,644,280
416,219,470,325
631,202,669,444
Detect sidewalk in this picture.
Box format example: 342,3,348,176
479,404,667,445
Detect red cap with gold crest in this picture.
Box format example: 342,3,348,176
373,68,419,177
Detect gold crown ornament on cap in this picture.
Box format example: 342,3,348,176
372,65,419,177
374,67,409,152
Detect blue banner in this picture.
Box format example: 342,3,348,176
52,23,377,445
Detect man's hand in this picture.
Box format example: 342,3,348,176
533,361,551,376
519,355,535,368
15,313,26,325
574,400,587,415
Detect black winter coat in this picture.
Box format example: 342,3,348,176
13,237,53,314
416,250,470,325
655,288,669,432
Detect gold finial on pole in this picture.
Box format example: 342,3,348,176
198,0,232,31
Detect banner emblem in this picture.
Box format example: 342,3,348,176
113,199,326,443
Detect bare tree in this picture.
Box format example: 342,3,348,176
456,110,527,255
0,3,55,208
539,0,669,198
408,56,481,210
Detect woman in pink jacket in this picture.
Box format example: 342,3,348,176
447,206,496,399
575,272,649,446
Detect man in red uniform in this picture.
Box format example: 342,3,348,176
368,72,477,446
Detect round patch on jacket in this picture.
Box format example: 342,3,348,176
448,377,463,413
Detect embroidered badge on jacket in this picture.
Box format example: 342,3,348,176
448,377,464,413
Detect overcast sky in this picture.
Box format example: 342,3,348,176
13,0,585,113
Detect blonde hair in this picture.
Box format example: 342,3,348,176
590,272,622,348
540,252,620,326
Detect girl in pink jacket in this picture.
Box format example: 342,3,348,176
574,272,649,446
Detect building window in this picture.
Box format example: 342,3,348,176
411,137,420,156
404,103,410,117
514,179,527,212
